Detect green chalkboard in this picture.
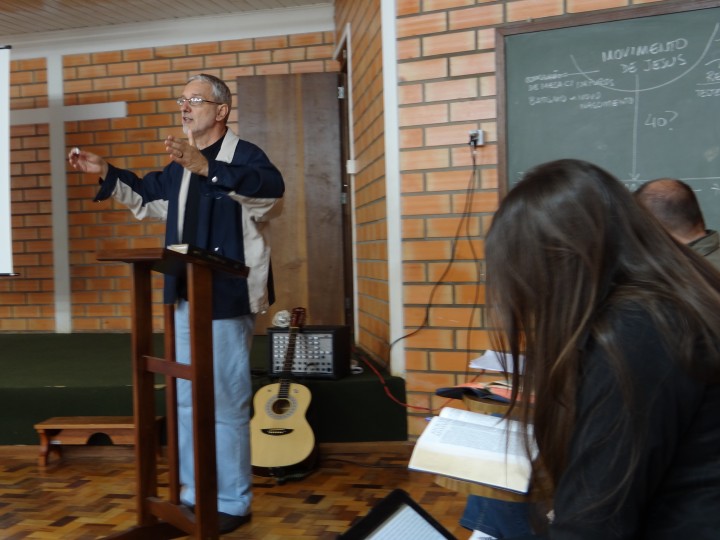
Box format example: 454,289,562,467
498,0,720,230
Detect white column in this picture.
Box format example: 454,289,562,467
381,0,404,375
0,46,12,275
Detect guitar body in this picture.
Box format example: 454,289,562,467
250,307,317,480
250,381,315,473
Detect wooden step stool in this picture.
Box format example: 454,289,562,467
34,416,163,467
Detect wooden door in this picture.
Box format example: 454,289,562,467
235,73,346,331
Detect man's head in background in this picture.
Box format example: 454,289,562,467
634,178,706,244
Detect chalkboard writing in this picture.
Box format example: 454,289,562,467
499,2,720,230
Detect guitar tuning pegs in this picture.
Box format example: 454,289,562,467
272,310,291,328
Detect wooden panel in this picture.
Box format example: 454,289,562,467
236,73,346,330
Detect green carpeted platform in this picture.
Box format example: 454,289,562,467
0,334,407,445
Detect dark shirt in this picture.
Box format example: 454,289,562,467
512,306,720,539
178,136,225,299
688,229,720,272
181,135,224,246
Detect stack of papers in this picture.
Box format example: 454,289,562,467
469,350,525,373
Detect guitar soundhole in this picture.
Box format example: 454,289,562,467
272,398,292,415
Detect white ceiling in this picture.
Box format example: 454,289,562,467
0,0,335,58
0,0,329,36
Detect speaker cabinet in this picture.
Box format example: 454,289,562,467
267,325,351,379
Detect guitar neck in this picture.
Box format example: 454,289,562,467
278,324,301,397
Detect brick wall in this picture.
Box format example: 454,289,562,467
394,0,668,437
4,59,52,330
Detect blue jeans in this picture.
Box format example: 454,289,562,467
175,300,255,516
460,495,533,538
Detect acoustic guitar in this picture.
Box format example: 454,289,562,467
250,307,317,479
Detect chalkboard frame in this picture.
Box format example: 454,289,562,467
496,0,720,196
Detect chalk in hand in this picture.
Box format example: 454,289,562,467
72,147,80,155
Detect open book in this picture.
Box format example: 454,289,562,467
408,407,535,494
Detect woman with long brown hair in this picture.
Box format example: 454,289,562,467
485,159,720,539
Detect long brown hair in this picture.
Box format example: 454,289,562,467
485,159,720,507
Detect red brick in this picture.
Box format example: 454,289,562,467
397,12,448,39
398,38,421,61
507,0,564,22
423,31,476,56
399,148,450,170
398,57,447,82
397,0,421,16
449,4,504,30
425,78,477,102
449,51,495,76
567,0,628,12
399,103,448,126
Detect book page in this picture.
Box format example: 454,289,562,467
409,408,534,493
438,407,513,428
167,243,189,254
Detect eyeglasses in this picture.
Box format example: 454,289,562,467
176,96,222,107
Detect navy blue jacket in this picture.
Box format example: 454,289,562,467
94,129,285,319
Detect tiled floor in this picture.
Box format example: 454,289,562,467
0,443,470,539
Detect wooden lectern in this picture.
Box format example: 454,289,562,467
97,247,249,540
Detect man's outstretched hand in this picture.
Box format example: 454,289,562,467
165,129,209,176
68,147,109,179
